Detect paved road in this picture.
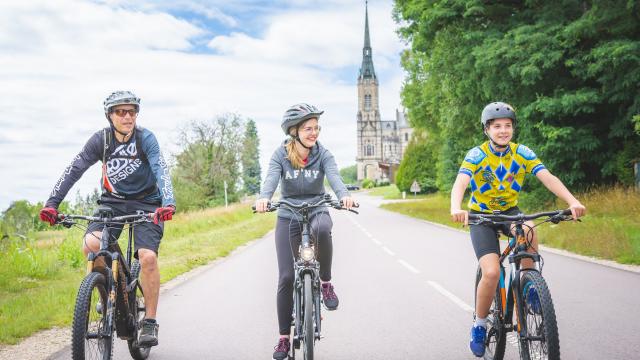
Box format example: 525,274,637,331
52,193,640,359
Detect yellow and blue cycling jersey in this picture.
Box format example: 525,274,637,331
459,141,545,213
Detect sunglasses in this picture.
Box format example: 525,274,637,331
112,109,138,117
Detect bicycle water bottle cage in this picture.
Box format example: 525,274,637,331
97,206,114,219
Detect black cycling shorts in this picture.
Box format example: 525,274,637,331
85,195,163,256
469,206,522,259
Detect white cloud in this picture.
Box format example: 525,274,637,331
0,0,406,210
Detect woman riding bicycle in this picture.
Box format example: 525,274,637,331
450,101,586,357
255,103,356,360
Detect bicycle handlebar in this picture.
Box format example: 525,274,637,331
57,211,154,225
468,209,572,225
252,197,360,214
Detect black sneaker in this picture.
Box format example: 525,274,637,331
321,282,339,310
272,337,290,360
138,319,159,347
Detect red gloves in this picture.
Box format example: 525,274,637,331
39,207,59,226
153,206,175,224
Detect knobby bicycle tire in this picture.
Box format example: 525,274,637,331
475,267,507,360
127,260,151,359
519,271,560,360
303,274,314,360
71,272,113,360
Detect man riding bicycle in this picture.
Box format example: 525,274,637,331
39,91,176,348
450,102,586,357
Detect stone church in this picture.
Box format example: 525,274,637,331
356,4,412,182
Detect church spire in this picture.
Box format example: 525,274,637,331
359,1,376,80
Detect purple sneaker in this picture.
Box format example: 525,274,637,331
272,337,290,360
321,283,339,310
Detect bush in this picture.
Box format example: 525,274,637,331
396,130,438,194
362,179,375,189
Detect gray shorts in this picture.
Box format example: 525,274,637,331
469,207,522,259
85,195,163,256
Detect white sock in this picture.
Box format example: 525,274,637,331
474,317,487,328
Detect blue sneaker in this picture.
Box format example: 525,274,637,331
469,325,487,357
527,287,542,315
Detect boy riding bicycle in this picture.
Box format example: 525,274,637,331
449,102,586,357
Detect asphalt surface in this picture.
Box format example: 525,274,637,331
51,193,640,359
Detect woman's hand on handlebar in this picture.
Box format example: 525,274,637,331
340,196,357,210
255,198,270,213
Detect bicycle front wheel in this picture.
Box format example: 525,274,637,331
302,273,314,360
127,260,151,360
519,271,560,360
475,266,506,360
71,272,113,360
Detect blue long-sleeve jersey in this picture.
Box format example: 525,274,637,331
45,127,175,208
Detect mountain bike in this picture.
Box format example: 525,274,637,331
57,206,152,360
469,209,575,360
254,194,358,360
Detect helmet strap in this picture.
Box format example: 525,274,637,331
484,128,508,151
110,122,134,140
295,136,314,150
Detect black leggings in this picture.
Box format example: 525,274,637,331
275,214,333,335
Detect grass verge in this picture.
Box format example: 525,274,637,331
380,186,640,265
367,184,430,200
0,203,274,344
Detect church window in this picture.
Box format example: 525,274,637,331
405,133,408,141
365,94,371,110
366,144,374,156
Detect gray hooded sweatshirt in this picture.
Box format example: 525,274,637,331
259,140,349,220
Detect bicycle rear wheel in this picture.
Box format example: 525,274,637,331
127,260,151,359
302,273,314,360
475,267,506,360
519,271,560,360
72,272,113,360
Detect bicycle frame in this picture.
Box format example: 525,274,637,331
472,209,572,356
495,223,542,340
254,195,358,358
64,209,150,340
292,205,322,345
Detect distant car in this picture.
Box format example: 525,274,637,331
345,184,360,191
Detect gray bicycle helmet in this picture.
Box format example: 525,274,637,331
281,103,324,135
481,102,516,128
103,91,141,120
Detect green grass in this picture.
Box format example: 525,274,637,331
0,203,274,344
379,186,640,265
367,184,431,200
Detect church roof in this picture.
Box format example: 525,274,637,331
358,1,376,80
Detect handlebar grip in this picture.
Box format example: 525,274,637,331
561,209,572,216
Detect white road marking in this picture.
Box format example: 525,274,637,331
381,246,395,256
398,259,420,274
426,280,474,313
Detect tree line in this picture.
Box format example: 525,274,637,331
0,114,261,241
393,0,640,204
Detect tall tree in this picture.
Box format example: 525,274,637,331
242,119,262,195
339,165,357,184
394,0,640,196
172,114,245,210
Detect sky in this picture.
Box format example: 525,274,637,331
0,0,407,211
